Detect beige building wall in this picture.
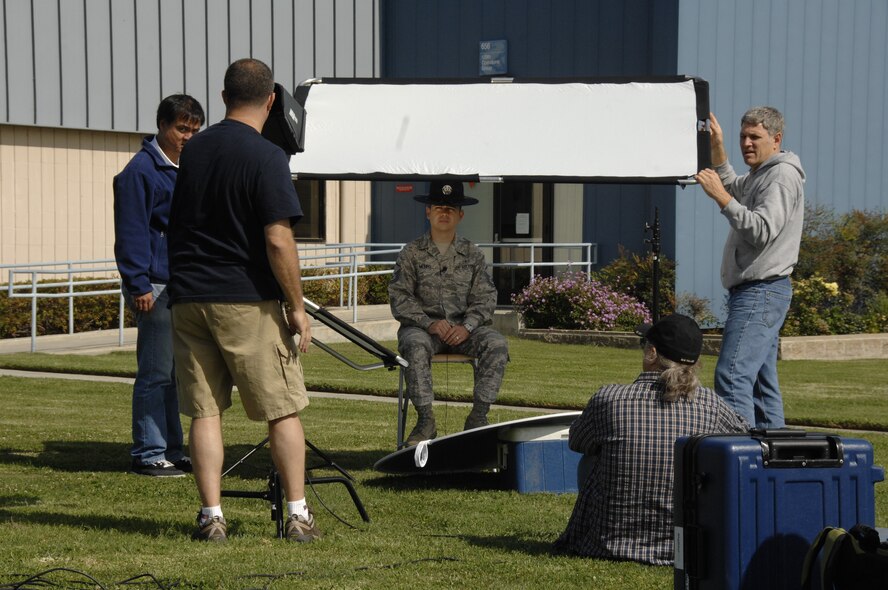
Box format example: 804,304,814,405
0,124,142,268
553,184,586,271
326,181,372,245
1,124,372,275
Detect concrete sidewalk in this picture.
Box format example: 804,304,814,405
0,304,401,355
0,367,558,416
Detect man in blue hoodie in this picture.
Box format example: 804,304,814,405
113,95,205,477
695,107,805,429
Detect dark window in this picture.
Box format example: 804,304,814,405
292,179,325,242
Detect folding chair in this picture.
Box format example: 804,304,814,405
396,353,478,449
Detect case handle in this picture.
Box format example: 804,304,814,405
760,436,844,468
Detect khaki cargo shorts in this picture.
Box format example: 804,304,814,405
172,300,309,421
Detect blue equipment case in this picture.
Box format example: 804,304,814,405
498,425,582,494
673,430,884,590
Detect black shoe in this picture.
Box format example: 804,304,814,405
130,459,186,477
172,457,193,473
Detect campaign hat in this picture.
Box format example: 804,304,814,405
413,181,479,206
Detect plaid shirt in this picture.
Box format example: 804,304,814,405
554,372,749,565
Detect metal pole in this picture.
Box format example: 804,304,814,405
119,285,125,347
67,263,74,334
350,255,358,323
644,208,662,324
30,272,38,352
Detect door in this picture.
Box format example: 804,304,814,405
492,182,554,304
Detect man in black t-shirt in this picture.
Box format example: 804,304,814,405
168,58,319,543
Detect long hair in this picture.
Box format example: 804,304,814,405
643,344,701,402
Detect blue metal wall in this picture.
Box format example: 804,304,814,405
374,0,682,262
0,0,381,132
675,0,888,319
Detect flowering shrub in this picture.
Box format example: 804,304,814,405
781,276,868,336
511,271,651,331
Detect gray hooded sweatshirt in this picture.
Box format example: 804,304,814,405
715,151,805,290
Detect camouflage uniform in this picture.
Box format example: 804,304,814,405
389,233,509,407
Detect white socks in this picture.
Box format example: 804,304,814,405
199,500,306,524
288,498,309,520
199,505,223,524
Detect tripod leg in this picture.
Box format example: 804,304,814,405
307,476,371,523
270,470,285,539
305,439,355,482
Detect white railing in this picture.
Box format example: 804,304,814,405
2,241,596,351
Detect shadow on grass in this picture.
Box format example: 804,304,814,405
0,441,386,475
363,471,507,492
0,507,203,538
221,443,385,476
436,532,556,556
0,441,131,472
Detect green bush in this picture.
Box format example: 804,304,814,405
781,276,869,336
301,265,391,307
788,205,888,335
0,282,134,339
675,292,719,328
795,205,888,314
592,245,676,320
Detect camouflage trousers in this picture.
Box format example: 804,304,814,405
397,325,509,408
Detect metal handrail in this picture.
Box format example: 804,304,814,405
1,241,596,351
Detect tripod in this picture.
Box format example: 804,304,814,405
221,436,370,539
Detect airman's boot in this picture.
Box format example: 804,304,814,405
406,404,437,446
464,402,490,430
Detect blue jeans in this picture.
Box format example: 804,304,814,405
126,284,184,463
715,277,792,429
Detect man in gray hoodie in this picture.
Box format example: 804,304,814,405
695,107,805,428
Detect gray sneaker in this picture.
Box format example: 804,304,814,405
285,509,321,543
192,514,227,542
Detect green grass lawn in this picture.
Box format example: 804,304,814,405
1,337,887,430
1,372,885,589
1,339,887,588
0,375,679,589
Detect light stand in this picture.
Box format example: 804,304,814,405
219,298,405,538
644,207,662,324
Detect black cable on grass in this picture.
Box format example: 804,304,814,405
305,475,360,530
1,567,107,589
0,568,189,590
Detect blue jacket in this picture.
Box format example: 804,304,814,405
113,137,177,296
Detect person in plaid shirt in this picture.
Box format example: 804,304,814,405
554,314,749,565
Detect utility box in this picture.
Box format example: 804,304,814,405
498,425,581,494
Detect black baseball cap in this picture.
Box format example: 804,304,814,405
635,314,703,365
413,181,479,207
